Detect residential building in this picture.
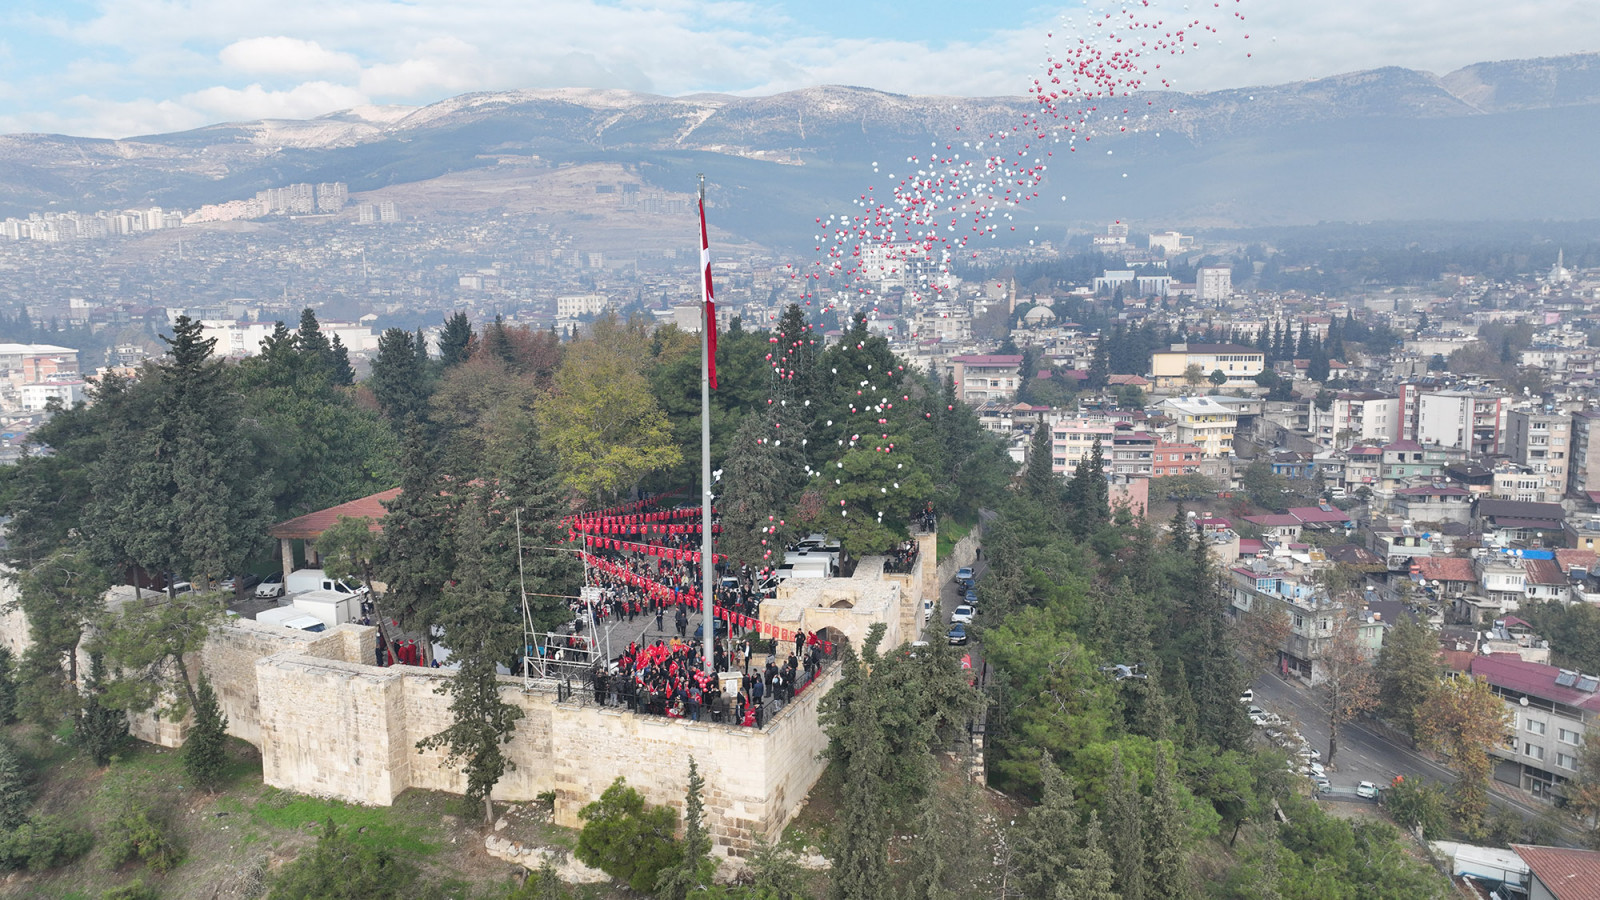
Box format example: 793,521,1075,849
1477,499,1567,548
1227,564,1381,682
1569,410,1600,501
951,354,1024,404
1416,390,1508,456
1149,440,1205,478
1472,654,1600,802
1196,266,1232,302
0,343,79,386
1392,484,1474,526
1507,409,1572,502
18,379,86,411
1342,445,1383,494
1494,465,1555,504
1380,440,1445,488
1309,391,1401,449
1107,426,1157,478
1157,396,1239,458
1511,844,1600,900
1149,343,1264,389
1046,416,1115,477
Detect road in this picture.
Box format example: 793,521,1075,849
1251,671,1580,843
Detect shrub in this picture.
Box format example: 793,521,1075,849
268,819,421,900
102,881,161,900
106,805,185,873
0,817,94,871
183,674,228,792
574,778,681,892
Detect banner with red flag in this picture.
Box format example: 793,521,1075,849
699,192,718,389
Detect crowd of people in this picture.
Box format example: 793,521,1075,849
590,632,833,727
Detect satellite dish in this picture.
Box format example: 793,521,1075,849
1520,696,1530,707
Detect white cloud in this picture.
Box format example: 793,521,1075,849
184,81,369,122
220,37,360,76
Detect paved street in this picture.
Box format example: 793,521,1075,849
1251,671,1581,843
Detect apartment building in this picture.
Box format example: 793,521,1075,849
1416,390,1508,456
1471,654,1600,802
1157,395,1239,458
1506,409,1572,503
1309,391,1401,449
1149,343,1264,389
951,354,1024,404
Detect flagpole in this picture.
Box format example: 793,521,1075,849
698,175,716,677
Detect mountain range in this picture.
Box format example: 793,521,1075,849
1,52,1597,252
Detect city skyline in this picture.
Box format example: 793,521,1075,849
0,0,1595,140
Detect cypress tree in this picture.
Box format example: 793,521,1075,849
1105,749,1146,900
655,757,715,900
1023,425,1058,507
183,674,228,792
1144,746,1188,898
328,334,355,386
438,312,474,368
0,740,29,829
1013,756,1085,898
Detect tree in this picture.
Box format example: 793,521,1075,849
1104,749,1146,900
1382,776,1450,840
328,334,355,386
1376,615,1440,739
368,327,430,424
13,542,108,725
1414,675,1512,839
1183,364,1204,388
268,819,423,900
718,409,806,566
295,307,333,375
183,674,229,792
1307,347,1330,384
1011,755,1118,899
1023,425,1060,508
742,836,810,900
656,758,717,900
0,649,14,726
1208,369,1228,387
574,778,682,893
78,654,127,767
317,515,397,665
1315,609,1377,769
437,312,474,369
1143,746,1189,898
1566,734,1600,844
540,329,682,499
0,740,28,830
1240,460,1288,511
95,590,221,720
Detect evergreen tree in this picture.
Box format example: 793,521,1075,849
295,307,333,374
829,686,889,900
1013,756,1086,898
656,758,716,900
1143,747,1187,898
417,486,525,826
328,334,355,386
1071,812,1121,900
1169,503,1190,553
1088,339,1110,390
378,424,453,653
1377,615,1440,737
1023,425,1058,506
719,408,805,566
438,312,474,369
369,327,429,424
0,740,27,830
15,542,107,724
1105,749,1146,900
1307,346,1330,383
1295,323,1309,359
483,314,518,370
78,654,127,767
183,674,228,792
257,321,299,383
0,649,14,726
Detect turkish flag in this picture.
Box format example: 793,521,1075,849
699,192,718,389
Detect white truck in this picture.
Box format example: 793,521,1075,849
284,568,368,598
255,606,327,632
291,589,362,630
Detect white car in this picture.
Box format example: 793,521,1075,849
1239,689,1254,704
951,605,975,625
1356,781,1379,799
1297,746,1322,762
1302,761,1326,778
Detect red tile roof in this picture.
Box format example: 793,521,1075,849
1556,550,1597,571
1471,655,1600,714
269,488,402,540
1512,845,1600,900
1523,558,1568,586
1414,557,1477,582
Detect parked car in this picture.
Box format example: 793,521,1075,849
951,605,975,625
218,574,261,592
955,567,974,585
1310,775,1332,794
1302,761,1326,778
1297,746,1322,762
964,588,978,605
947,623,969,646
255,572,285,599
1356,781,1379,799
1239,688,1255,704
922,598,935,624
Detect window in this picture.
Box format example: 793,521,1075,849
1560,728,1581,745
1526,744,1545,761
1559,753,1577,770
1527,720,1547,736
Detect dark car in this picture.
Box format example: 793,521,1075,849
693,618,730,641
947,623,969,646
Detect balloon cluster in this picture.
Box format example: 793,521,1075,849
780,0,1251,318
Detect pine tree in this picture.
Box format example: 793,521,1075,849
656,758,716,900
0,740,28,830
1105,749,1146,900
438,312,474,369
719,408,805,566
1143,747,1187,898
295,307,333,374
183,674,228,792
328,334,355,386
78,654,127,767
369,327,429,424
1013,756,1085,898
1072,812,1120,900
1170,503,1190,553
0,648,14,725
827,651,890,900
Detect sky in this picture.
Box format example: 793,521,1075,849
1,0,1597,139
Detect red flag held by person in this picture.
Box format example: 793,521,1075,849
699,192,718,389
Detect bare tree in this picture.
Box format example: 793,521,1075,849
1315,600,1377,768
